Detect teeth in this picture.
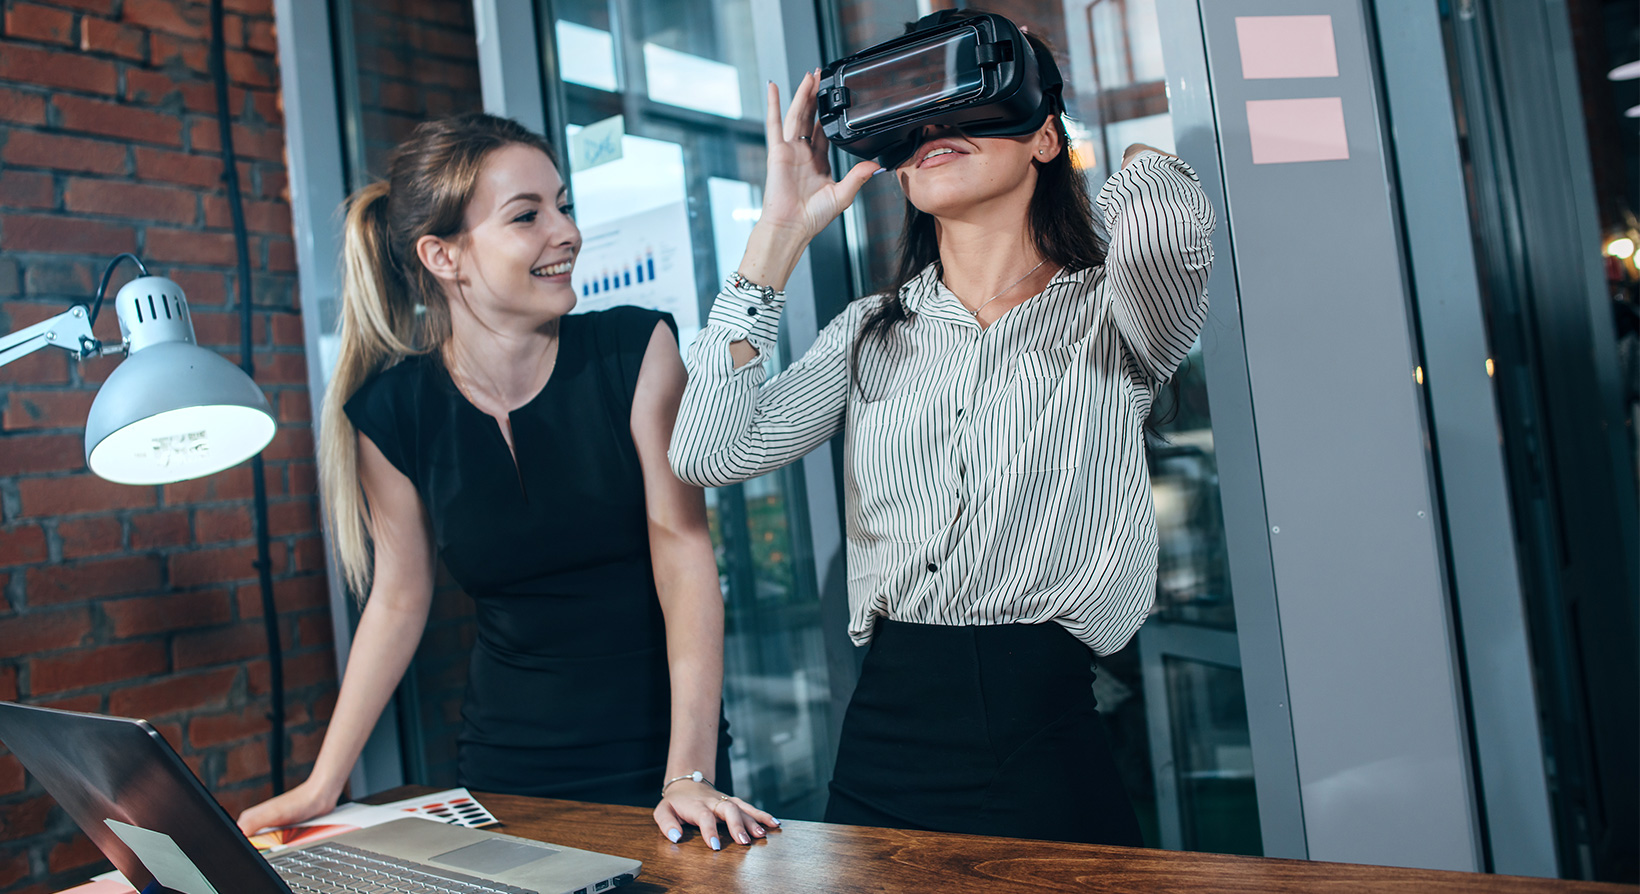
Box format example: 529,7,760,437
925,147,955,160
532,261,572,276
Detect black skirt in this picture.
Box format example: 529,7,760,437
825,619,1142,846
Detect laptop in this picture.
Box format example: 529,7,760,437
0,702,640,894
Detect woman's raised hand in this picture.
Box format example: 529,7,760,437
754,72,880,252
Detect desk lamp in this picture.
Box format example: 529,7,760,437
0,254,276,484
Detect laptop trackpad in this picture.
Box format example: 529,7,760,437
431,839,558,874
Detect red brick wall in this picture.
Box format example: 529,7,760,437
0,1,337,891
348,0,482,181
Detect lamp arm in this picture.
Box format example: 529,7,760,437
0,305,103,368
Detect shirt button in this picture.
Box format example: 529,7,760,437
927,562,938,573
746,306,759,316
956,408,964,417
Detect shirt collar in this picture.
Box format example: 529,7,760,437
899,263,944,315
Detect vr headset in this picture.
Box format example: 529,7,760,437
818,11,1065,170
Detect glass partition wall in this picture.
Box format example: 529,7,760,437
315,0,1263,845
539,0,840,820
330,0,487,788
824,0,1259,853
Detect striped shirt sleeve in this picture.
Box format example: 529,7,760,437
1097,151,1217,383
668,280,859,487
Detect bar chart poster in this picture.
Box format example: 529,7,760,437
567,128,701,345
571,200,699,336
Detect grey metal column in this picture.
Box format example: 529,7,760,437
273,0,405,797
1198,0,1481,870
474,0,548,134
1154,0,1308,860
1370,0,1557,877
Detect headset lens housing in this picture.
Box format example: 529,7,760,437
837,30,986,133
818,12,1063,168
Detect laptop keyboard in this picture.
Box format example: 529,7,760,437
269,841,536,894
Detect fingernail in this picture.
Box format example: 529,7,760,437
771,818,782,826
754,826,766,835
737,833,749,845
666,829,681,843
872,167,887,177
710,837,722,851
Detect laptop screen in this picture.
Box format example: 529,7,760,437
0,702,290,894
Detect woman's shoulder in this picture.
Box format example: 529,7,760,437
347,353,437,410
577,305,679,344
573,307,681,409
342,354,440,477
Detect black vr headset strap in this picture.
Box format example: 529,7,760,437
1036,43,1064,113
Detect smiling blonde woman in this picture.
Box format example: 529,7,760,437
236,113,774,851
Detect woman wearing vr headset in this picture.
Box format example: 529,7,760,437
671,11,1213,846
235,113,777,850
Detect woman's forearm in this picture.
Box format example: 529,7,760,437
651,526,728,783
302,591,431,798
736,221,812,294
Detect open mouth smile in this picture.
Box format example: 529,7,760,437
913,139,969,168
532,260,573,277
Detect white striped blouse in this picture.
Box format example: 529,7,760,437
669,152,1215,655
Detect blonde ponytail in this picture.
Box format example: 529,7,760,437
321,182,415,598
317,113,560,600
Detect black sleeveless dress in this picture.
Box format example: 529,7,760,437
344,306,731,806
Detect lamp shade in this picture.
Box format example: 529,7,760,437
83,276,276,485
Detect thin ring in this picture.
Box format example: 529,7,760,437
796,135,812,142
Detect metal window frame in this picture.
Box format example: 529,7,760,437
1439,0,1638,878
1137,620,1249,853
273,0,408,798
1190,0,1487,871
1367,0,1558,877
1152,0,1307,860
475,0,548,134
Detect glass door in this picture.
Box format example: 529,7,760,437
540,0,839,820
821,0,1260,854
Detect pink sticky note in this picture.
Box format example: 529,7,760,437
1236,15,1339,79
1246,98,1350,164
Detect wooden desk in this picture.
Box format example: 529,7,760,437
368,787,1634,893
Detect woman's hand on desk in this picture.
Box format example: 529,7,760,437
235,778,340,836
654,780,779,849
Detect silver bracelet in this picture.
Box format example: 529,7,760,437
727,271,781,306
661,770,713,797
